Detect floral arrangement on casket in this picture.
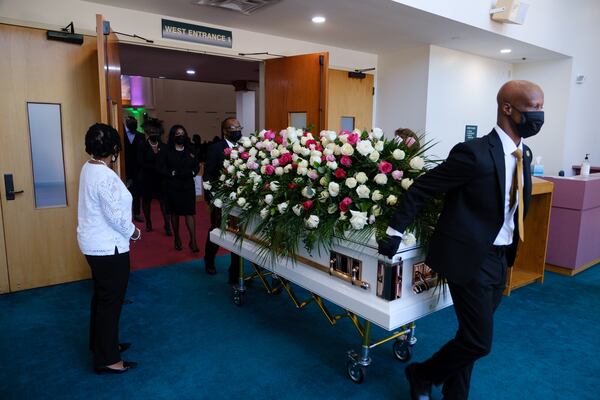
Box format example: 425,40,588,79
204,127,442,262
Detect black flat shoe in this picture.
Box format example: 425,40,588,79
118,343,131,353
94,361,138,375
145,224,153,232
165,226,172,236
174,238,182,251
189,241,200,253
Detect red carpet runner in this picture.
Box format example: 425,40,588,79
130,200,227,271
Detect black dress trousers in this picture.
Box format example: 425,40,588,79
418,245,508,400
86,248,130,367
204,207,240,279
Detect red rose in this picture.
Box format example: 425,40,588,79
223,148,232,156
279,153,292,165
339,197,353,212
378,161,393,174
303,200,313,210
334,169,347,179
340,155,352,167
288,183,296,189
306,139,317,148
291,163,298,169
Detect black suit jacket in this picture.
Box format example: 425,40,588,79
388,129,532,284
124,129,145,180
203,139,229,201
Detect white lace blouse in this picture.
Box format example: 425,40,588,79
77,162,136,256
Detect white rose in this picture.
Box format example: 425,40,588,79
271,158,280,167
327,161,338,170
293,143,303,154
297,167,308,176
393,149,406,160
275,167,284,176
402,232,417,247
229,192,237,200
237,197,246,207
374,173,388,185
386,195,397,205
369,151,380,162
277,201,288,214
349,210,369,230
258,129,267,139
230,150,239,159
261,159,270,166
299,160,309,168
328,182,340,197
260,208,269,219
203,181,212,191
253,175,262,184
219,174,226,181
286,127,299,143
269,181,279,192
227,165,235,174
292,204,303,216
372,204,383,216
371,190,383,201
340,143,355,156
234,159,243,167
355,172,368,184
323,148,333,157
241,138,252,148
409,156,425,170
345,177,357,188
264,194,273,205
401,178,414,190
320,130,337,142
374,141,384,152
236,171,244,179
258,151,266,159
305,215,320,229
310,156,322,166
356,140,375,156
301,148,311,157
369,214,376,224
319,190,330,201
284,164,293,173
223,160,231,168
271,149,280,158
213,198,223,208
249,148,258,158
339,211,347,220
251,136,258,144
302,187,315,198
319,177,329,186
372,127,384,140
333,145,342,156
225,179,233,187
327,204,337,214
356,184,370,199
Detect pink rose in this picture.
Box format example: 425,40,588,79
340,155,352,167
308,170,319,180
223,148,232,156
326,154,336,162
405,136,416,148
247,161,258,170
241,153,249,160
264,165,275,175
392,170,404,180
265,130,276,140
278,153,292,165
340,130,351,136
339,197,353,212
346,133,359,145
378,161,393,174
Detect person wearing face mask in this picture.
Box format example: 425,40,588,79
158,125,200,252
77,123,141,374
123,116,145,223
203,118,242,281
138,118,171,235
377,80,543,400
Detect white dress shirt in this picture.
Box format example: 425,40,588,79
386,126,523,246
77,162,136,256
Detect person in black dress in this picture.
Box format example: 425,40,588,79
158,125,200,252
138,118,171,235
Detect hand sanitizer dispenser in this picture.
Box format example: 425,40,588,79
533,156,544,176
581,154,591,176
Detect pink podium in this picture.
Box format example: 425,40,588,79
544,174,600,275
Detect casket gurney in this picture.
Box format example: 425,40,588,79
209,218,453,384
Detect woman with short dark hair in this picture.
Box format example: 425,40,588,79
158,124,200,252
77,123,141,374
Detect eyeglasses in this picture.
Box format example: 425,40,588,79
226,125,243,131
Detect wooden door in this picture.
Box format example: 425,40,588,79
96,14,125,176
327,69,374,132
0,23,100,291
265,52,328,132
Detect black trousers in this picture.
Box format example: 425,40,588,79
419,245,508,400
86,249,130,367
128,178,142,216
204,207,240,279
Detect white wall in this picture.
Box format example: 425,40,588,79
425,45,512,159
375,46,430,139
513,59,572,175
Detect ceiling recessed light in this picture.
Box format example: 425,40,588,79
500,49,512,54
158,76,166,79
312,16,326,23
186,69,196,75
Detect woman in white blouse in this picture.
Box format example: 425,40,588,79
77,123,141,374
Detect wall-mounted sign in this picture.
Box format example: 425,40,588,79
161,19,232,48
465,125,477,141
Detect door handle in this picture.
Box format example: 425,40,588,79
4,174,24,201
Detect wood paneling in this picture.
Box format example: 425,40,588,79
265,53,328,133
0,203,8,294
327,69,374,132
0,23,100,291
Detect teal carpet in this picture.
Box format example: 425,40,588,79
1,257,598,399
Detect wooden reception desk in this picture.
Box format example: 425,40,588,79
505,177,554,295
543,174,600,276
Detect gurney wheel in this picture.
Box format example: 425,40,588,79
233,290,243,307
393,339,412,362
346,360,366,383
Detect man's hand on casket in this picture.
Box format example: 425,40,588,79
378,235,402,258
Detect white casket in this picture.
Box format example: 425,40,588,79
210,218,452,331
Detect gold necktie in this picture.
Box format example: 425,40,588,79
511,149,525,242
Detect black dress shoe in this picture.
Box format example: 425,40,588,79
174,237,182,251
205,266,217,275
165,225,172,236
133,215,144,223
189,241,200,253
145,224,153,232
94,361,138,375
118,343,131,353
405,363,432,400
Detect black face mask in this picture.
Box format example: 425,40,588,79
174,135,186,145
228,131,242,143
149,135,160,143
512,108,544,138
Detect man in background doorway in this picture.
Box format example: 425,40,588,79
203,118,243,283
124,116,145,222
